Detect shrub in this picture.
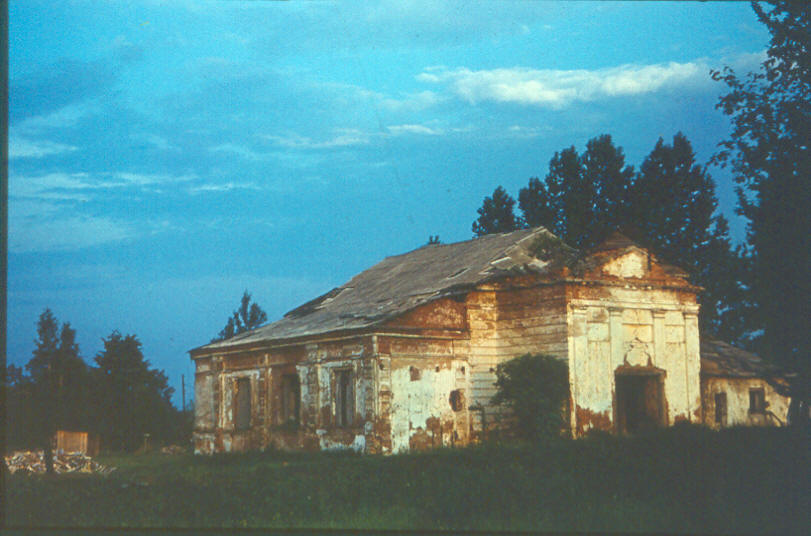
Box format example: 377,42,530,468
491,354,570,441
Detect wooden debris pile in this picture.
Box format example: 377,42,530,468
4,450,116,475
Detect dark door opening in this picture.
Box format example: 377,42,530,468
615,371,665,433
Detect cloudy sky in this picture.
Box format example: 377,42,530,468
9,1,770,406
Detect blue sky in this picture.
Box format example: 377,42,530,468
8,1,771,407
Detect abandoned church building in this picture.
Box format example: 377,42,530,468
189,227,791,454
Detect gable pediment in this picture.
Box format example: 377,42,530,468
601,249,648,279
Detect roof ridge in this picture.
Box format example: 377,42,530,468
380,226,547,261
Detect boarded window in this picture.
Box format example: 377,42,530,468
235,377,251,431
282,374,300,426
749,388,766,414
334,369,354,427
714,392,727,425
410,366,421,381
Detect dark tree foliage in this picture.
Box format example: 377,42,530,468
5,364,35,451
584,134,635,233
6,311,189,453
24,310,90,472
487,132,744,343
94,331,177,451
213,290,268,342
712,1,810,424
491,354,570,441
630,133,745,343
518,135,633,250
517,176,555,231
472,186,520,237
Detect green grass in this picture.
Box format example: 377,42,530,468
5,426,809,533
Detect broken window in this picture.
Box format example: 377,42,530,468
449,389,465,412
281,374,300,426
749,388,766,414
234,377,251,431
714,392,727,425
334,369,354,427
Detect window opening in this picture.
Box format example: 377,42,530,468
334,369,354,427
281,374,300,426
235,377,251,431
714,392,727,425
749,388,766,414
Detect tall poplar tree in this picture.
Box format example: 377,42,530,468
630,133,745,343
712,1,810,424
518,135,632,250
26,310,87,472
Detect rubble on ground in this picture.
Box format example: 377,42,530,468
159,444,187,455
4,450,115,475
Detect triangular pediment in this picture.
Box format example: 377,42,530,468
586,232,690,283
601,249,649,279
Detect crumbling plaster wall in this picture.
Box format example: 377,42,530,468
295,337,379,453
377,336,470,453
193,298,475,455
566,250,702,435
701,376,790,428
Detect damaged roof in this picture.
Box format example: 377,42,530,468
195,226,559,352
700,338,787,378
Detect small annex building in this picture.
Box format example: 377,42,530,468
190,227,791,454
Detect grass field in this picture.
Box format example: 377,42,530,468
4,425,809,533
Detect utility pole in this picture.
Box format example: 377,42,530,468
181,375,186,413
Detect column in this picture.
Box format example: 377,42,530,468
653,310,666,369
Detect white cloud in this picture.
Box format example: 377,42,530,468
10,171,197,201
9,214,136,253
265,128,371,150
418,61,708,108
387,124,443,136
113,172,197,186
9,137,78,159
210,143,270,160
11,172,96,200
379,90,441,112
505,125,549,138
188,182,261,193
15,102,98,130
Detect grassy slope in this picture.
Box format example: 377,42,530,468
5,426,809,533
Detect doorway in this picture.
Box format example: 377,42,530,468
615,370,665,433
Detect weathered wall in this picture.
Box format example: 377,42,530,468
384,297,468,331
296,336,379,452
191,247,742,454
464,280,569,438
377,334,469,453
701,376,790,428
566,249,702,435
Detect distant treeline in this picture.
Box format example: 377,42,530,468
5,309,191,454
